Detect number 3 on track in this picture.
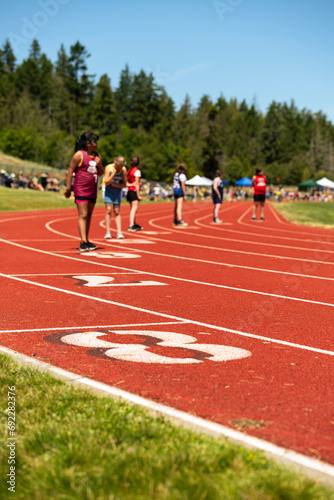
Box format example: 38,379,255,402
56,330,251,364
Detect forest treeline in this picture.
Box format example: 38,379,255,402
0,38,333,184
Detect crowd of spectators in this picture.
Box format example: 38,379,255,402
0,170,61,192
1,168,333,203
271,186,333,202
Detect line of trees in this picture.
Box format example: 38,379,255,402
0,38,333,184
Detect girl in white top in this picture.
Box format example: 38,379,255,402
173,163,188,226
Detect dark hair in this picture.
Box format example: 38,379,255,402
75,131,99,152
177,163,187,173
130,156,140,166
216,170,223,177
256,168,263,175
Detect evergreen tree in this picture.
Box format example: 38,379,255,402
115,64,133,124
91,74,117,135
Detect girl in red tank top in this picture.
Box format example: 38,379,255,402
65,131,103,252
251,168,267,221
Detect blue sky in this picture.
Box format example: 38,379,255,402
4,0,334,122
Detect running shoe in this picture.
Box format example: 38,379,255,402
175,220,188,227
128,226,137,232
213,218,222,223
79,242,90,252
133,223,143,231
116,232,125,239
104,231,112,239
260,217,265,221
87,241,97,250
252,216,257,221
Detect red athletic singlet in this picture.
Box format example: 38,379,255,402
127,166,140,192
253,174,267,195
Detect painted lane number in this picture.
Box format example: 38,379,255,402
50,330,251,364
67,275,167,287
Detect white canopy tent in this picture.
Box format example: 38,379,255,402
185,175,213,187
316,177,334,189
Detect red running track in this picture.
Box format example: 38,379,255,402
0,200,333,465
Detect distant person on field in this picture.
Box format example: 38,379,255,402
48,176,60,192
173,163,188,226
127,156,143,231
18,171,28,188
212,170,224,223
40,173,49,190
153,183,161,202
251,168,267,221
103,156,127,240
64,131,103,252
28,175,44,191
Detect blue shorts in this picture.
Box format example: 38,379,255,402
212,195,223,205
104,187,122,205
174,188,184,199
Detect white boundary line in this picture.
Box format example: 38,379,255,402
0,272,333,356
148,212,334,254
1,238,334,306
193,212,334,245
1,344,333,484
0,322,185,334
45,215,334,266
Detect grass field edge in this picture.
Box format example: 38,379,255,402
1,344,334,488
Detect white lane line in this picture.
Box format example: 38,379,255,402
1,238,334,306
98,239,334,278
193,212,334,246
268,203,292,225
0,272,333,356
11,273,143,276
0,322,185,334
1,344,334,482
148,213,334,255
149,202,334,240
44,219,334,278
238,204,334,237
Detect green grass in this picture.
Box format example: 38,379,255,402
0,186,106,212
0,186,172,212
1,354,333,499
272,202,334,229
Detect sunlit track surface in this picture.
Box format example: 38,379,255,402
0,200,333,472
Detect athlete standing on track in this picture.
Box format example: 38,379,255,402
251,168,267,221
127,156,143,232
65,131,103,252
173,163,188,226
103,156,127,240
212,170,224,223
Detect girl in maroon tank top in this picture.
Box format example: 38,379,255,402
65,131,103,252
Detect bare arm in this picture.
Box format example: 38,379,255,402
135,176,142,200
120,168,128,188
181,180,187,201
96,154,103,176
213,177,221,199
104,164,115,186
64,151,82,198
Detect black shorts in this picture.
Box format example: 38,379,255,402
253,194,265,202
75,196,96,204
174,193,184,200
127,190,139,202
